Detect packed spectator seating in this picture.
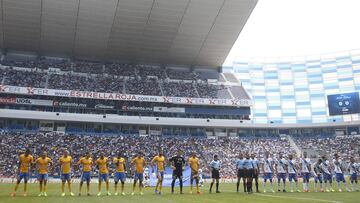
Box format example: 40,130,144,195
1,68,46,88
0,131,296,178
125,78,162,96
166,68,198,80
293,136,360,161
162,81,198,97
0,58,250,99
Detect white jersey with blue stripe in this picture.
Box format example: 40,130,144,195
348,163,358,174
333,159,343,174
301,158,311,173
262,158,273,173
275,158,287,173
287,159,297,174
320,160,331,174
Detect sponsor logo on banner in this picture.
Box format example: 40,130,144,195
153,106,185,113
15,98,53,106
95,104,114,109
0,85,253,107
0,97,16,104
53,101,87,108
121,106,153,112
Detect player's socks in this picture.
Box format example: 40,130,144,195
210,182,214,192
216,182,219,192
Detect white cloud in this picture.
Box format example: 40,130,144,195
223,0,360,66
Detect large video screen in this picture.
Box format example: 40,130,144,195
327,92,360,116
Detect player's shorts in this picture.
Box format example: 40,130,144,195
253,170,259,179
288,173,297,182
191,171,199,180
323,173,332,182
302,172,310,181
134,173,144,181
81,172,91,182
350,173,358,182
277,173,286,181
18,172,30,181
99,173,109,181
263,172,273,180
157,171,164,180
114,172,126,182
61,173,71,181
314,175,323,183
237,169,245,178
212,169,220,179
335,173,345,182
172,171,183,179
38,173,48,181
244,169,253,178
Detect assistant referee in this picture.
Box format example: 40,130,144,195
209,155,221,193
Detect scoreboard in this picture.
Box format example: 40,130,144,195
327,92,360,116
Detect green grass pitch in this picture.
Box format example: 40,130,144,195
0,182,359,203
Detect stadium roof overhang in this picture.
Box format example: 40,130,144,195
0,0,257,68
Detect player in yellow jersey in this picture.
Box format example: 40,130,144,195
77,152,93,196
131,152,146,195
96,152,111,196
36,151,53,197
113,152,127,196
189,152,201,194
11,149,34,197
59,150,74,196
151,150,166,195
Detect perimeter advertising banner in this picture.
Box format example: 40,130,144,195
149,166,191,187
327,92,360,116
0,85,252,107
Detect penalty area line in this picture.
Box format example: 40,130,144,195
254,193,344,203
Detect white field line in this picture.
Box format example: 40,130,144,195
254,193,344,203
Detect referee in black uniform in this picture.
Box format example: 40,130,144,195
209,155,221,193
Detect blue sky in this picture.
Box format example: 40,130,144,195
223,0,360,65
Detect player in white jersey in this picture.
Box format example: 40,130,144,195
347,157,359,191
333,154,350,192
274,153,287,192
313,159,324,192
320,156,334,192
287,154,300,192
261,152,274,193
300,152,311,192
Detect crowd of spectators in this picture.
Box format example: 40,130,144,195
0,68,46,88
293,136,360,161
162,81,198,97
0,59,248,99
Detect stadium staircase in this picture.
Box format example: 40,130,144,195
287,135,302,157
193,83,200,98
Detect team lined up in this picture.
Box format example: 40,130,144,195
11,149,204,197
10,149,360,197
235,151,359,193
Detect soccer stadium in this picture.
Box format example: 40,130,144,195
0,0,359,203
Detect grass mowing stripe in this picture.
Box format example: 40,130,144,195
254,193,344,203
